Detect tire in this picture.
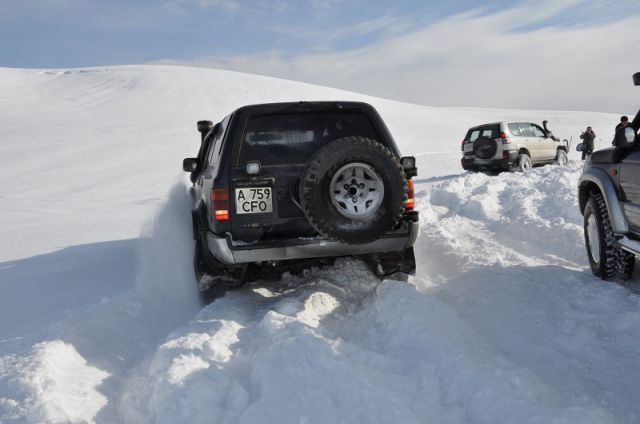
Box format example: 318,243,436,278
300,136,406,245
555,149,568,166
473,137,498,159
193,237,232,302
517,153,532,172
583,193,623,280
617,249,635,281
194,237,208,283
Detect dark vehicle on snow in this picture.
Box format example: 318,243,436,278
578,72,640,280
183,101,419,298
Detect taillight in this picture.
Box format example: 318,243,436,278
501,132,510,144
405,179,415,210
211,188,229,221
461,139,467,151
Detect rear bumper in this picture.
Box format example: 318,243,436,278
462,151,518,170
206,220,420,264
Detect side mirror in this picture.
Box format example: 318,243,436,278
400,156,417,177
183,158,197,172
576,143,584,152
633,72,640,86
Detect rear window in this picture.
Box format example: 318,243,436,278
239,112,379,165
466,124,500,141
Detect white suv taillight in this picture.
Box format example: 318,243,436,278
500,132,510,144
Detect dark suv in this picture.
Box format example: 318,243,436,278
578,72,640,280
183,101,419,296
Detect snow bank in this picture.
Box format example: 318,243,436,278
415,163,640,423
418,163,585,278
0,341,109,423
118,259,380,423
117,262,613,424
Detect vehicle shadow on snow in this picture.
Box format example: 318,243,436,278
414,173,464,185
416,263,640,423
0,239,137,341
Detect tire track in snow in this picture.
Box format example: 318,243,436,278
416,163,585,281
413,163,640,423
115,262,613,424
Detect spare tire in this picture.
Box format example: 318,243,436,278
473,137,498,159
299,136,407,244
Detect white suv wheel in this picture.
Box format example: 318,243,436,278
518,154,532,172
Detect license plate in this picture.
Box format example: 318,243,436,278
235,187,273,214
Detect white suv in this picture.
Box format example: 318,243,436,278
461,121,568,172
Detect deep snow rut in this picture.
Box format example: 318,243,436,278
116,260,614,424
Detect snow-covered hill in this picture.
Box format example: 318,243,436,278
1,65,639,423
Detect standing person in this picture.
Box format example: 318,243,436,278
613,116,634,147
580,126,595,160
616,116,630,131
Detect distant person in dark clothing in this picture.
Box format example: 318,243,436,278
616,116,630,131
580,126,595,160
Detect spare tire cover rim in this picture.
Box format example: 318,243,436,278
330,162,384,218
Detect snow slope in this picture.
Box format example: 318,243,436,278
1,65,639,423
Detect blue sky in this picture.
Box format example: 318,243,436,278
0,0,508,66
2,0,640,112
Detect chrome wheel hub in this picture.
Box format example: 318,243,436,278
330,162,384,218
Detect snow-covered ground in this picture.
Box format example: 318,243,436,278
1,65,639,423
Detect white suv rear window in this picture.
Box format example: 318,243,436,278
466,124,500,141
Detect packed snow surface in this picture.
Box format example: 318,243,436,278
1,65,639,423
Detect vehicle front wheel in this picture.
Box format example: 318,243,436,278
555,149,568,166
583,192,631,280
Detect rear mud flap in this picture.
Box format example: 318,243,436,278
368,247,416,278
